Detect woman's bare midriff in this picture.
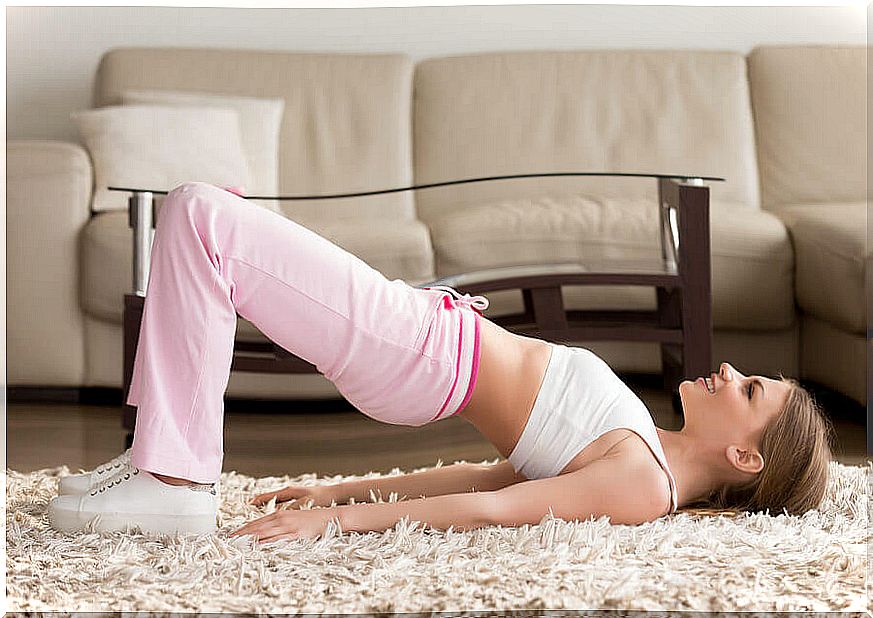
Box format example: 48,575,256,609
455,316,552,459
456,315,645,477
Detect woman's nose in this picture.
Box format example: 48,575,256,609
719,362,735,381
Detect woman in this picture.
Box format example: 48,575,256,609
48,182,834,542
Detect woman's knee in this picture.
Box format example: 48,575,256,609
161,182,225,221
173,181,224,205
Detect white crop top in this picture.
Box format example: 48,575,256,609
507,342,679,514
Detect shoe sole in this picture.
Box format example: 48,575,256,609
49,504,218,535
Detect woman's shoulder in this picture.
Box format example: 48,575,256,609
546,444,673,523
606,431,674,516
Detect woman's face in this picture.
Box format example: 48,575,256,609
678,362,792,473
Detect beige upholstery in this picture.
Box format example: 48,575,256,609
6,44,866,408
413,50,761,223
7,140,91,386
747,46,866,212
748,45,868,404
94,48,416,225
424,182,794,331
775,202,866,334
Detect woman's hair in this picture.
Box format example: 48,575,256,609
682,375,836,517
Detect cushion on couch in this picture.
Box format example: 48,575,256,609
71,104,251,213
121,89,285,213
747,45,867,335
747,45,866,212
427,193,794,330
95,48,417,225
772,202,868,335
413,50,761,225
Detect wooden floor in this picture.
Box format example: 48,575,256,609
7,374,869,478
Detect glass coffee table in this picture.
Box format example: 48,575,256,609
111,172,722,446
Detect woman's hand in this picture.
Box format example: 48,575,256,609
229,507,340,543
247,483,334,509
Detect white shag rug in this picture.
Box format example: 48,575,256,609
6,459,870,613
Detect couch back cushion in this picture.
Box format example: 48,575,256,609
747,45,866,212
94,47,415,224
413,50,761,225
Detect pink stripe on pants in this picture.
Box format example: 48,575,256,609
125,182,483,483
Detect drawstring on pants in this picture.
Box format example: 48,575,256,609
422,284,490,315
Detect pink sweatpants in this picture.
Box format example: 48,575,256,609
125,182,487,483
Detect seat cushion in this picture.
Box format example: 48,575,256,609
771,202,867,334
80,210,436,332
427,193,794,330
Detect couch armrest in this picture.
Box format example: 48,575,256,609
7,140,92,387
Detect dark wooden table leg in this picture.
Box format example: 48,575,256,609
677,182,713,388
529,285,568,333
122,293,145,450
657,286,684,415
659,179,713,400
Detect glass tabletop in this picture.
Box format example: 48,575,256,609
107,172,724,201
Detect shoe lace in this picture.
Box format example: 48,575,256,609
93,448,132,477
424,284,490,312
89,455,220,497
89,461,139,496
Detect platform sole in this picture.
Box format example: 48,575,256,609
48,503,218,535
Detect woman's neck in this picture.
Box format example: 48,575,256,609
656,427,729,508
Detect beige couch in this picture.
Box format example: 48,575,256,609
8,44,868,409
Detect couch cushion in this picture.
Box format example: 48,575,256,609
121,88,286,213
427,193,794,330
95,48,416,225
413,50,761,225
747,45,866,212
771,202,867,334
80,210,436,329
70,105,252,213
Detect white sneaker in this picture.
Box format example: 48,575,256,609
48,461,219,535
58,448,133,495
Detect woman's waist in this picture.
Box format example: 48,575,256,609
462,324,556,457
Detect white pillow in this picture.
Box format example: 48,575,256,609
121,89,284,213
71,105,252,213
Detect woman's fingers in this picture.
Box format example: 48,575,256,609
248,485,321,506
248,492,268,505
248,488,309,507
230,511,297,541
249,490,278,505
249,491,289,505
230,512,276,537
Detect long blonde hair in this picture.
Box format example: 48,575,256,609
681,376,836,517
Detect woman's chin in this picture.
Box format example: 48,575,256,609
676,381,694,415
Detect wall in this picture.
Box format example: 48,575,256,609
6,4,867,142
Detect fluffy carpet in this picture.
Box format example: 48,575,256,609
6,459,870,613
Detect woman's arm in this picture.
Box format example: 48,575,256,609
336,490,496,534
324,460,524,504
233,455,667,541
489,454,671,526
233,490,497,541
336,454,668,536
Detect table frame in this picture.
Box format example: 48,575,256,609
119,175,713,447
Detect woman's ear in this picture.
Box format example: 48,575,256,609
725,444,765,476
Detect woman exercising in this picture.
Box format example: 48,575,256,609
48,181,834,542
